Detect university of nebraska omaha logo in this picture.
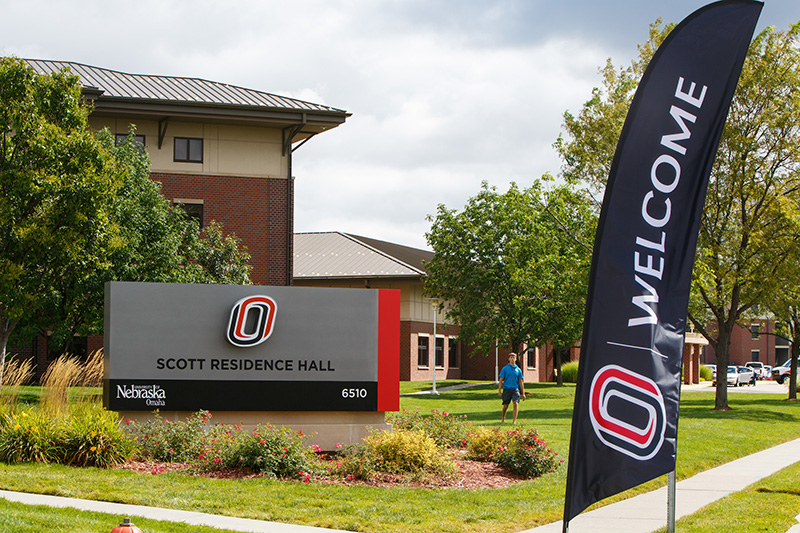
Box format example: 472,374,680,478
226,295,278,347
588,364,666,461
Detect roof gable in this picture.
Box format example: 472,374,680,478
294,232,432,279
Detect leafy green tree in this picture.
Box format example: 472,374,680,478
768,206,800,400
424,179,593,365
0,57,119,382
29,130,252,352
556,22,800,410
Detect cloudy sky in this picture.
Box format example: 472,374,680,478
2,0,798,250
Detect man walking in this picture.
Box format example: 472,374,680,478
498,352,526,424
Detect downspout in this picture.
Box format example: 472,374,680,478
286,149,293,287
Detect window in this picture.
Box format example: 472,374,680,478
417,336,429,367
174,199,204,227
48,335,88,361
435,337,445,368
114,133,145,149
174,137,203,163
750,324,760,340
448,338,460,368
751,350,759,362
527,347,536,369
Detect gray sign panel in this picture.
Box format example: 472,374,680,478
105,282,379,383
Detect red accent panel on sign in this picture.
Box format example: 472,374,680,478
377,289,400,412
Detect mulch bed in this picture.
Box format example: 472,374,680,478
116,455,527,490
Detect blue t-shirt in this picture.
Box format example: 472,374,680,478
499,363,523,389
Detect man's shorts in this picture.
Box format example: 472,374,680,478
502,388,520,405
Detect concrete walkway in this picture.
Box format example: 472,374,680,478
0,489,350,533
400,381,494,395
523,436,800,533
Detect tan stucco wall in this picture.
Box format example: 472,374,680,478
292,279,448,323
88,118,288,178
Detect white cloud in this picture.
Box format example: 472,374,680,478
2,0,799,251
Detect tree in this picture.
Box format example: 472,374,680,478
424,179,593,364
556,22,800,410
18,129,253,353
0,57,119,382
768,206,800,401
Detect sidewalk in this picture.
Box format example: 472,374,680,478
400,381,493,395
522,437,800,533
0,489,350,533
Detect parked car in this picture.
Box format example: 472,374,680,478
745,361,767,380
727,366,754,387
705,364,717,384
738,366,757,386
772,360,794,384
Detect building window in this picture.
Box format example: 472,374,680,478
174,199,204,227
751,350,759,362
527,347,536,369
417,335,429,367
750,324,760,339
174,137,203,163
48,335,88,361
115,133,146,149
448,338,459,368
435,337,445,368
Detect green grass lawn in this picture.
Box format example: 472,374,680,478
653,461,800,533
0,499,242,533
0,384,797,532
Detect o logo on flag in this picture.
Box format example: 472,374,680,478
227,295,277,348
589,364,666,461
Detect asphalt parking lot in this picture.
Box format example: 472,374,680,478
682,379,791,394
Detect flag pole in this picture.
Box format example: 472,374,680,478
667,469,676,533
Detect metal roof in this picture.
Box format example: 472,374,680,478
294,232,432,279
24,59,346,115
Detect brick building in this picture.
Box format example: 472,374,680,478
293,232,558,382
17,59,349,375
703,318,791,367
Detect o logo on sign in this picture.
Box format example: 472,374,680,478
589,364,666,461
227,295,277,348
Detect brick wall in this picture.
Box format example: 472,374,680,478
153,172,292,286
402,320,462,381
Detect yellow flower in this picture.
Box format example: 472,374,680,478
91,431,96,437
21,412,28,418
90,446,97,452
13,424,20,430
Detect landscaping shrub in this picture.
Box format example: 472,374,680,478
466,426,561,478
465,426,500,461
560,360,580,383
387,409,472,448
60,405,133,467
0,410,58,464
700,365,713,381
212,424,313,479
128,410,211,462
493,427,562,477
334,443,376,481
364,429,456,476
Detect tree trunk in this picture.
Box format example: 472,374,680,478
555,347,564,386
713,326,733,411
789,315,799,400
0,314,20,390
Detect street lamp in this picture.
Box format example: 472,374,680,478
425,298,440,395
495,340,499,384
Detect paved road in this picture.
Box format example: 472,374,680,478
682,379,790,394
